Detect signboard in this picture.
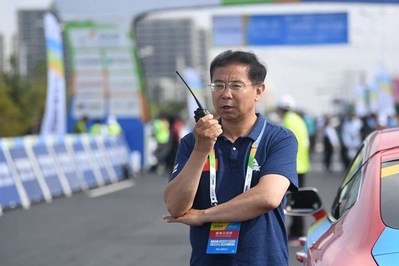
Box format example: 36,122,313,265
213,12,348,46
7,138,50,204
0,147,22,211
104,136,130,180
65,21,145,119
71,136,104,189
51,137,84,192
28,137,70,198
82,135,114,185
64,20,147,167
0,134,132,215
212,16,244,46
247,13,348,45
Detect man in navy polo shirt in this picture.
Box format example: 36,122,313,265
163,50,298,266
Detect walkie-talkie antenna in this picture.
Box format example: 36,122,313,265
176,71,204,109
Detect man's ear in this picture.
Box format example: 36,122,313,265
255,83,266,102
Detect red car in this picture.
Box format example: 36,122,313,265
285,127,399,265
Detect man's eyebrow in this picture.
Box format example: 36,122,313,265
212,79,244,83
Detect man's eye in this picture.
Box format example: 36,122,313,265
231,83,242,90
215,84,225,90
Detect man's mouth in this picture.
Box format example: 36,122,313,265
221,105,233,110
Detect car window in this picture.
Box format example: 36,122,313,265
341,144,364,186
330,146,364,220
381,159,399,229
338,170,362,215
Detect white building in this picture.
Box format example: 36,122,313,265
53,1,399,115
139,3,399,116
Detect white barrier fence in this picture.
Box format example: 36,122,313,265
0,134,131,216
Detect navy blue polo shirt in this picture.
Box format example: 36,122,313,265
170,114,298,266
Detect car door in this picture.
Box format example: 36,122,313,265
306,145,365,264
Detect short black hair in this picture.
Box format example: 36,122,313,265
210,50,267,84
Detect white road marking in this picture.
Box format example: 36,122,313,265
85,180,135,198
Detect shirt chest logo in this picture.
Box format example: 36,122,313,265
253,159,260,172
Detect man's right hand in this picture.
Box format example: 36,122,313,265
193,114,222,153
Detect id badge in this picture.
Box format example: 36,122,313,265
206,222,241,254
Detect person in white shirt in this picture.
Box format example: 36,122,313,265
322,115,340,172
341,113,363,169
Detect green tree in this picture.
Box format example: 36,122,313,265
0,76,23,136
0,56,47,136
19,60,47,134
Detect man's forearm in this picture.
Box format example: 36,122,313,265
164,150,209,217
201,175,290,224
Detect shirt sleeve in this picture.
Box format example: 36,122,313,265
169,132,195,181
261,126,299,192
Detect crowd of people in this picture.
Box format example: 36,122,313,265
317,111,398,173
271,100,399,174
150,113,188,175
73,114,123,136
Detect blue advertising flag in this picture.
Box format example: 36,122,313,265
41,12,66,135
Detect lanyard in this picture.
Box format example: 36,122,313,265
209,121,266,206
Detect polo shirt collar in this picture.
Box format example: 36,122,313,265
219,113,266,141
246,113,266,141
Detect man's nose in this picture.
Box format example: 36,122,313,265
220,87,233,97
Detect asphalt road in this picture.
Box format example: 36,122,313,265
0,151,345,266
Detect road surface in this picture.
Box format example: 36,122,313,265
0,151,345,266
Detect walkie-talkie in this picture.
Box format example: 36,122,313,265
176,71,210,122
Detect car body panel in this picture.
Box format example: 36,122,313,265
304,215,331,251
363,128,399,160
306,147,385,265
292,128,399,265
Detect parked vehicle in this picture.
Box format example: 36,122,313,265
285,127,399,265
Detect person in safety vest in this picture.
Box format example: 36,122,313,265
152,114,171,174
276,94,311,246
73,116,88,133
106,115,123,136
89,119,106,135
